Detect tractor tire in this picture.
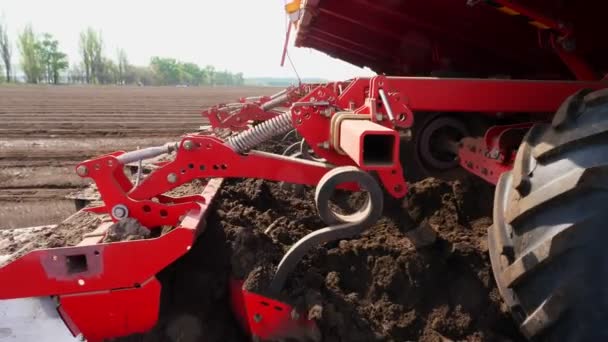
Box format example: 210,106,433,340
489,88,608,341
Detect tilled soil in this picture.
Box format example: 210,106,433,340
0,85,279,229
0,210,111,266
126,174,523,341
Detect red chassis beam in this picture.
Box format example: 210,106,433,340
299,76,606,187
0,179,222,341
336,77,607,113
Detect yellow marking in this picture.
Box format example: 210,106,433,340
529,21,551,30
285,0,301,14
497,6,520,15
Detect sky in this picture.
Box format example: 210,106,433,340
0,0,376,80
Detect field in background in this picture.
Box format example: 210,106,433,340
0,85,280,228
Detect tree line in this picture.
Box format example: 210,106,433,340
0,20,245,86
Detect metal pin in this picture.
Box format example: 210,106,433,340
253,313,262,323
378,89,395,122
135,146,143,187
183,140,194,150
76,165,88,177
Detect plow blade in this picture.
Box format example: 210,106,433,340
230,280,319,341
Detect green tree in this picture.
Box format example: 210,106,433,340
204,65,216,85
234,72,244,86
39,33,68,84
98,57,118,84
150,57,180,85
0,18,12,82
214,70,229,85
18,25,42,83
79,28,103,83
125,65,155,85
68,64,85,83
117,48,128,85
179,62,202,85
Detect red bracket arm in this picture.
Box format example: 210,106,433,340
77,136,336,226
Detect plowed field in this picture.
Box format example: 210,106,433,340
0,85,279,228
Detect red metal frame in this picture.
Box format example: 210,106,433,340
295,0,608,80
487,0,571,36
202,86,306,132
292,77,409,197
2,2,608,341
296,76,605,190
59,278,161,342
0,179,222,341
203,104,278,132
551,35,598,81
338,77,606,113
230,280,318,341
458,137,515,185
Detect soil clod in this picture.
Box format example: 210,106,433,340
103,218,151,242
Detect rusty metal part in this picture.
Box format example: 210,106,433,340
269,166,383,293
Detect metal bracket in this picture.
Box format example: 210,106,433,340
329,112,371,154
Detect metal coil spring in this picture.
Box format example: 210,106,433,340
226,112,293,153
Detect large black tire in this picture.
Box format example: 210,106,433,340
489,89,608,341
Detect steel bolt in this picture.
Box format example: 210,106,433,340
76,165,89,177
183,140,194,151
375,114,384,121
253,313,263,323
321,108,333,118
167,173,178,183
290,309,300,321
317,141,330,150
489,149,500,159
111,204,129,220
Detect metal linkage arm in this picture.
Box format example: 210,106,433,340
202,85,308,132
76,135,336,228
